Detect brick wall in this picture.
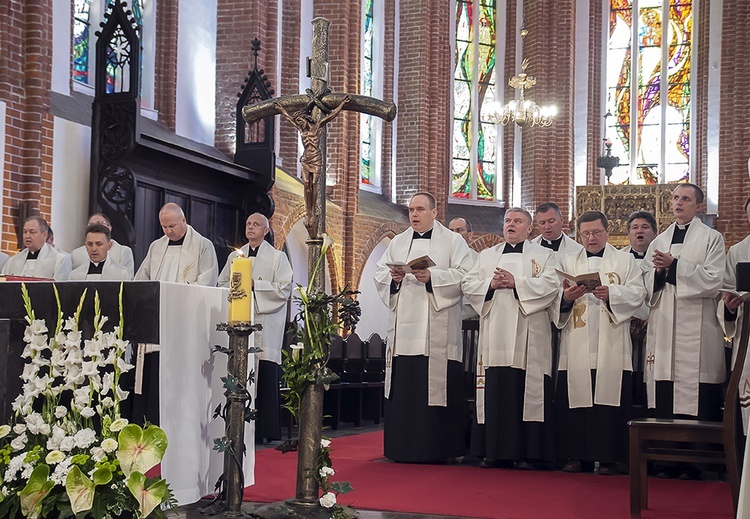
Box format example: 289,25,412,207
215,0,279,156
521,0,576,224
0,0,54,253
716,0,750,246
155,0,178,131
277,0,301,173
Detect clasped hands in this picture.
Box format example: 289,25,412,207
390,267,431,284
490,267,516,290
652,249,675,272
723,292,744,312
562,280,609,303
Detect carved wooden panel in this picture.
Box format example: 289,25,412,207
576,184,676,248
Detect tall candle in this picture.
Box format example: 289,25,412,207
228,254,253,323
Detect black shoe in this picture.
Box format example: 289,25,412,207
562,459,583,473
515,460,535,471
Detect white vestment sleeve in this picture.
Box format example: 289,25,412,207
255,253,293,315
606,254,647,325
675,232,725,299
429,237,473,312
196,237,219,286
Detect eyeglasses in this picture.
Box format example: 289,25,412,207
580,229,606,238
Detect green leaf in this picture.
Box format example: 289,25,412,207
19,464,54,519
330,481,354,494
65,465,95,515
116,424,168,478
92,467,113,486
126,472,169,517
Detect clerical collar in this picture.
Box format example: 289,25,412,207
671,223,690,245
168,235,185,246
87,260,105,275
503,241,524,254
540,234,563,251
629,249,646,260
247,245,259,257
27,250,40,260
412,229,433,240
586,248,605,258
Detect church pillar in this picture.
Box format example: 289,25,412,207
585,0,603,186
0,0,54,252
520,0,576,223
277,0,301,175
394,0,453,220
717,0,750,245
155,0,179,131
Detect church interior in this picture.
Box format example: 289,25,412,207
1,0,749,517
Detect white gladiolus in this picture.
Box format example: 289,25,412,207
80,407,96,419
115,386,130,401
320,438,331,448
10,433,28,451
55,406,68,419
47,426,66,450
13,424,27,435
116,357,134,373
319,492,336,508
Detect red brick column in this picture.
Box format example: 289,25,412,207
155,0,179,131
277,0,301,173
0,0,54,252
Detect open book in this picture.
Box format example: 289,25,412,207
387,255,436,273
720,289,750,302
555,269,601,293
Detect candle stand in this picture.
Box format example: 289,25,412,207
210,321,262,518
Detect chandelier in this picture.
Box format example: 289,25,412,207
499,27,556,128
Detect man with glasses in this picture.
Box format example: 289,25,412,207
554,211,645,475
218,213,293,443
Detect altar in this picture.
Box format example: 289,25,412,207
0,281,254,505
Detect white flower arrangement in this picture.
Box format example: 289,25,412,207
0,284,175,519
314,437,354,518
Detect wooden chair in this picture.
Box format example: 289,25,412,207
628,300,750,518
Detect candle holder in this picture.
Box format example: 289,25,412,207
596,139,620,184
206,321,262,517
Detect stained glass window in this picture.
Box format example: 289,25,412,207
452,0,497,201
605,0,692,185
73,0,91,84
74,0,144,93
360,0,374,186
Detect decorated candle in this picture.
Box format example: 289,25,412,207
228,253,253,323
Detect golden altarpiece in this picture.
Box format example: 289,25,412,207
575,184,676,247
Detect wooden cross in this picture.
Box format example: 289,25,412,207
242,17,396,510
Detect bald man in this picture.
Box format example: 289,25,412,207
135,203,218,286
218,213,293,442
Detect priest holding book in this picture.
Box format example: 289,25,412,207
462,207,559,470
375,192,474,463
554,210,645,475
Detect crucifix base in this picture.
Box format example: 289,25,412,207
251,500,358,519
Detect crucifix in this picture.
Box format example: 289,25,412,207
243,17,396,513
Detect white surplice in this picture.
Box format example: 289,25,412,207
71,240,135,277
374,222,474,407
135,225,218,286
621,245,650,320
0,252,7,273
641,217,726,416
1,243,71,280
532,233,584,256
68,259,133,281
718,234,750,434
461,240,559,422
217,241,293,364
556,244,646,408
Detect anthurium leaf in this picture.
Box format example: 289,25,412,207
65,465,96,515
117,424,168,478
126,471,169,518
19,464,54,519
92,467,113,486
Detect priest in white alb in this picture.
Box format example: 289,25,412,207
218,213,293,442
375,192,474,463
554,211,645,475
2,216,71,280
69,223,133,281
70,213,135,277
532,202,584,255
135,203,218,286
462,207,559,470
641,183,726,426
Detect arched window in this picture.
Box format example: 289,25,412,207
73,0,144,94
605,0,693,185
360,0,384,192
451,0,498,202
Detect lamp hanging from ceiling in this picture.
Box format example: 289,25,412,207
499,24,556,128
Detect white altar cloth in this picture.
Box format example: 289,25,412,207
156,282,255,505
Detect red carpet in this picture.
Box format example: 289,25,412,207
246,430,733,519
